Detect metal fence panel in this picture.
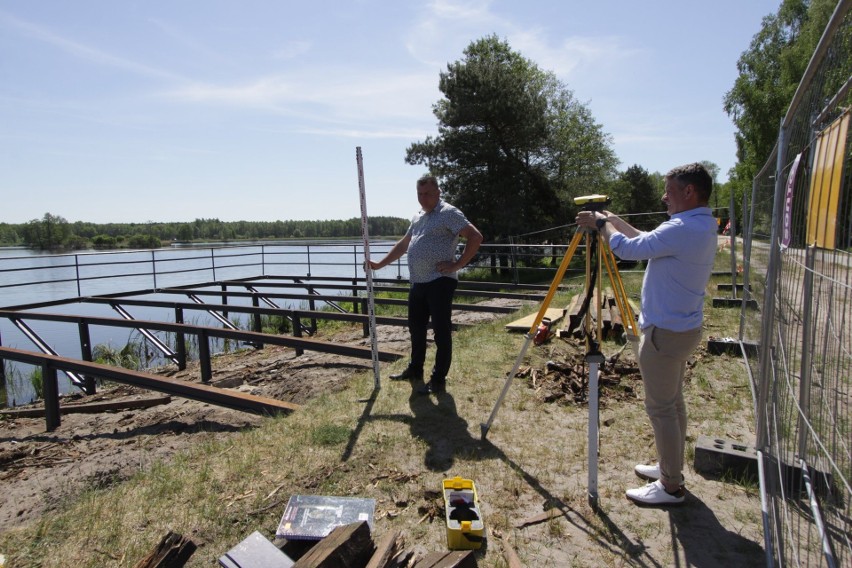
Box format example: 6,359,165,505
741,2,852,566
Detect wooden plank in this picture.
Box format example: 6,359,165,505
0,347,300,418
133,531,196,568
291,521,374,568
0,395,171,419
504,308,565,331
501,534,523,568
364,530,402,568
412,551,475,568
514,507,566,528
565,293,588,332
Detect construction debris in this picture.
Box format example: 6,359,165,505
561,289,639,342
518,349,641,406
133,531,196,568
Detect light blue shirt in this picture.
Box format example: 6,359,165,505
609,207,717,332
406,200,471,284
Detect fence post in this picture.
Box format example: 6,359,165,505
175,307,187,371
221,284,229,320
292,311,304,356
42,362,60,431
729,191,738,299
78,321,96,395
251,295,264,350
796,245,816,459
739,176,759,342
361,299,369,337
756,123,788,450
509,236,519,285
151,251,158,289
75,254,82,297
0,329,5,392
198,329,211,383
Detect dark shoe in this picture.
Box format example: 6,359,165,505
416,380,446,395
390,367,422,381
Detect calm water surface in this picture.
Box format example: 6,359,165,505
0,241,401,405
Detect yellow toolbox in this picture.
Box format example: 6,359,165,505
442,476,485,550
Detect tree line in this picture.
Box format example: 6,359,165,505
0,215,411,250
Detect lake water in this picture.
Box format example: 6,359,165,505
0,241,402,405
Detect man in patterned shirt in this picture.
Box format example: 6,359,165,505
368,175,483,395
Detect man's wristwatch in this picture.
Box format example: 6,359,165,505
595,217,608,230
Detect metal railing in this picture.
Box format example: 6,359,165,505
0,241,598,308
739,2,852,566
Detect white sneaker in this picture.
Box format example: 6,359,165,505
626,480,685,506
634,463,660,481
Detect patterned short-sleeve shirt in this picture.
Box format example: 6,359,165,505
406,199,471,284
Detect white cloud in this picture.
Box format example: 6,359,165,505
164,69,439,128
2,12,184,82
148,17,229,64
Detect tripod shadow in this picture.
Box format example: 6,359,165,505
667,493,764,567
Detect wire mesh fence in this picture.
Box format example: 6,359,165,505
739,2,852,565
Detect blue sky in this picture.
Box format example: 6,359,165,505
1,1,779,225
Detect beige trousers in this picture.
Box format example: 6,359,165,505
637,324,703,487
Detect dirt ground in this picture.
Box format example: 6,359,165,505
0,301,511,532
0,297,765,566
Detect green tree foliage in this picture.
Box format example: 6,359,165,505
608,165,666,230
0,224,19,246
92,234,117,248
4,215,410,251
20,213,72,249
127,234,163,249
723,0,839,189
405,35,617,244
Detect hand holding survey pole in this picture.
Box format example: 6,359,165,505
356,147,381,391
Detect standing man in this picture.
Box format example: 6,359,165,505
368,175,483,395
576,163,717,506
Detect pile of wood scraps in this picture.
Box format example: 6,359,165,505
504,289,638,344
518,351,641,406
559,289,638,342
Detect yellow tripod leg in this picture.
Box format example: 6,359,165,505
523,229,586,335
600,239,638,338
480,230,585,439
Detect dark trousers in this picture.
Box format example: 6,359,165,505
408,277,457,381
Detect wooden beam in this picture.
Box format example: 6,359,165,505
291,522,374,568
364,530,403,568
0,347,299,421
132,531,196,568
0,395,171,418
501,534,523,568
411,551,475,568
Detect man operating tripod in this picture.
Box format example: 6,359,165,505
576,162,717,506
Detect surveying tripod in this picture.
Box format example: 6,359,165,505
479,194,640,507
